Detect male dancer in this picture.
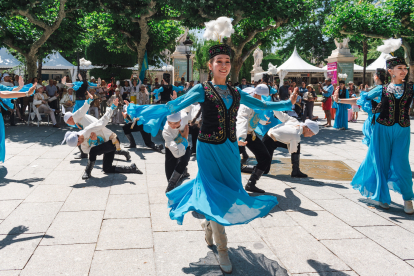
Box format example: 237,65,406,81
122,101,164,152
237,84,274,193
262,111,319,180
163,111,191,193
64,92,130,160
62,98,141,179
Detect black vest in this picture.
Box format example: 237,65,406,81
198,81,240,144
375,83,413,127
160,85,173,102
338,89,347,99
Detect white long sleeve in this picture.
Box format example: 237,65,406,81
267,111,302,154
273,111,291,123
73,100,90,123
162,111,189,158
236,104,254,141
80,108,114,139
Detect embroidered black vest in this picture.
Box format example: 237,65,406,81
160,85,173,102
375,83,413,127
338,89,347,99
198,81,241,144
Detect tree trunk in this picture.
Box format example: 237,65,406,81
231,56,243,83
37,57,43,81
401,38,413,82
26,54,38,80
363,40,367,85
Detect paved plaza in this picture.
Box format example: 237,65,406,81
1,108,414,276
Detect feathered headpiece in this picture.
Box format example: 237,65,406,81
204,17,234,60
267,62,278,75
377,38,402,56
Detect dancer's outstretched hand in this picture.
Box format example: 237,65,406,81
113,98,119,106
333,89,339,103
87,91,93,100
290,88,298,104
28,82,37,96
179,124,189,139
61,76,66,85
124,100,129,106
238,140,248,146
78,73,82,81
18,76,24,87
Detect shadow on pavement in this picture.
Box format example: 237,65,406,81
71,174,136,188
0,167,43,188
307,259,353,275
0,226,53,250
182,246,288,276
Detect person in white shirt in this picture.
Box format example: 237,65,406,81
62,97,141,179
120,80,131,101
163,111,191,193
129,75,142,104
60,88,76,112
262,112,319,179
236,84,274,193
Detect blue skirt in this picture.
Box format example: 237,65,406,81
333,103,350,129
0,113,5,163
351,123,414,203
72,100,87,114
166,139,279,226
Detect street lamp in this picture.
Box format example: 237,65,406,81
183,36,193,82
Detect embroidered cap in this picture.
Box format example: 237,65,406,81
208,44,232,60
386,57,407,69
167,112,181,123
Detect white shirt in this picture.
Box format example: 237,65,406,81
120,86,131,95
236,104,267,141
72,101,99,130
79,108,114,153
0,81,13,87
129,80,142,96
162,111,189,158
267,111,303,154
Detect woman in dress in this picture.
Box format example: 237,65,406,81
350,58,414,214
333,80,351,130
127,44,297,273
0,79,36,162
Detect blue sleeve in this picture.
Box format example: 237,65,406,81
0,84,14,91
153,87,164,100
88,82,97,87
270,87,278,95
173,86,184,92
323,85,333,97
239,89,291,111
366,85,383,100
127,84,204,137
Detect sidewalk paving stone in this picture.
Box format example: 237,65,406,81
104,194,150,218
24,185,72,202
61,188,109,211
0,200,22,219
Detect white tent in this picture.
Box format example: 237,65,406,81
0,48,22,74
277,47,325,83
41,51,77,82
366,53,391,70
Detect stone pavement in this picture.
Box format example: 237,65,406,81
1,108,414,276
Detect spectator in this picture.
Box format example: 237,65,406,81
107,78,117,98
302,84,317,121
130,75,142,104
288,81,296,93
120,80,131,101
180,77,185,87
56,78,65,92
108,88,124,124
90,76,96,83
319,78,333,127
88,88,100,119
98,80,108,116
238,77,248,90
348,81,358,96
279,80,290,100
137,85,150,105
298,81,307,97
32,85,60,128
143,77,151,92
273,80,278,90
60,87,76,113
151,77,160,92
13,75,19,86
45,79,59,111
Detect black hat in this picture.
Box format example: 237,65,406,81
208,44,232,60
339,80,345,84
386,57,407,69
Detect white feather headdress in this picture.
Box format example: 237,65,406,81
203,17,235,43
267,62,278,75
377,38,402,57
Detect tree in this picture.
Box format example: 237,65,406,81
97,1,183,68
167,0,311,82
324,0,414,80
0,0,92,78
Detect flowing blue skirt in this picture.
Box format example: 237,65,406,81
166,139,279,226
333,103,350,129
351,123,414,204
72,100,87,114
0,113,5,163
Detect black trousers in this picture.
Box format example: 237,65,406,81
165,147,191,180
302,101,314,121
244,132,272,171
262,134,301,174
123,123,155,148
189,125,199,150
89,141,117,173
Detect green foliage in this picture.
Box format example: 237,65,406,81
238,54,254,81
89,67,132,81
193,38,216,71
85,39,137,67
262,54,284,71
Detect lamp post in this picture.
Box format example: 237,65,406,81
183,36,193,82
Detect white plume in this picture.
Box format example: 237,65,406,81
79,58,92,67
116,80,120,86
203,17,234,42
162,65,174,71
267,62,278,74
377,38,402,54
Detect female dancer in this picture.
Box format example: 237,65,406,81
127,44,297,273
0,79,36,162
333,69,385,146
62,74,97,113
332,80,350,130
349,58,414,214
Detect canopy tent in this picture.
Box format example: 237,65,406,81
277,47,325,83
366,53,390,70
41,51,77,82
0,48,22,75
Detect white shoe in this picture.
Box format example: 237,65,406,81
201,220,213,246
379,202,390,209
218,250,232,274
404,200,414,214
